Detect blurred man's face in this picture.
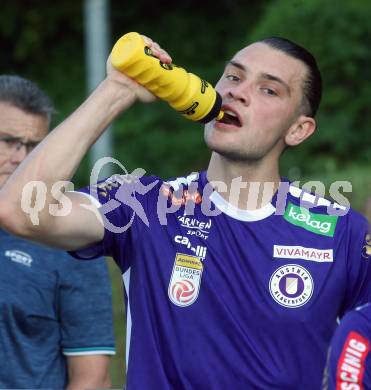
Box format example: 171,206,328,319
0,102,48,188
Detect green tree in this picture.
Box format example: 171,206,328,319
248,0,371,176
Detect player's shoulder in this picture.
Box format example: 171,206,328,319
79,170,164,206
86,171,203,217
96,171,163,193
349,303,371,321
284,181,368,228
118,170,202,200
162,172,201,191
336,303,371,345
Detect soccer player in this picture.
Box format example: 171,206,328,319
323,302,371,389
0,36,369,389
0,75,115,389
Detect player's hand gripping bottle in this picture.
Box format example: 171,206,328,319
110,32,224,123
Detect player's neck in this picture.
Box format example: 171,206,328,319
206,153,281,210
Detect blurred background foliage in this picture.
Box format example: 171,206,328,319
1,0,370,386
249,0,371,211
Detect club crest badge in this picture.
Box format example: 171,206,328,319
168,253,203,307
269,264,314,308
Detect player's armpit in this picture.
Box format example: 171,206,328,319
44,191,105,251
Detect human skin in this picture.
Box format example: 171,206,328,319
0,102,48,188
205,43,316,209
0,39,315,246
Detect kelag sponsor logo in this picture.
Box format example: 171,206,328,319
283,202,338,237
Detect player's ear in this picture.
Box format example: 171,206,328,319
285,115,316,147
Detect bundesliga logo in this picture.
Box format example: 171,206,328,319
169,280,196,306
269,264,314,308
168,253,203,307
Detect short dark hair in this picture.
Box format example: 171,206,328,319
259,37,322,118
0,75,55,126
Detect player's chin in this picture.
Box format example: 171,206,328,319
205,126,238,146
204,135,237,156
204,129,222,150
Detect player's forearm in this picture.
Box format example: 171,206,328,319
0,78,134,235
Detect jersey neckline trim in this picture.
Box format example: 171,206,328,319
208,190,276,221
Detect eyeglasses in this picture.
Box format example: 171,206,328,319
0,134,40,155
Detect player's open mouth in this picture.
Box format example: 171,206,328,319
218,108,242,127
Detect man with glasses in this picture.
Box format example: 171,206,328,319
0,135,40,154
0,75,115,389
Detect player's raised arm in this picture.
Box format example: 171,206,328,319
0,36,171,250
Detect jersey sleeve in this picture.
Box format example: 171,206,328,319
325,308,370,389
69,173,161,271
57,254,115,356
340,211,371,315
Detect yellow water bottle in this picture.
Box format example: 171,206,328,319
110,32,224,123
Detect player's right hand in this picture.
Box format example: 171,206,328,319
105,35,172,104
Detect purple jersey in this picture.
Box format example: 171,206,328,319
324,303,371,390
73,171,371,389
